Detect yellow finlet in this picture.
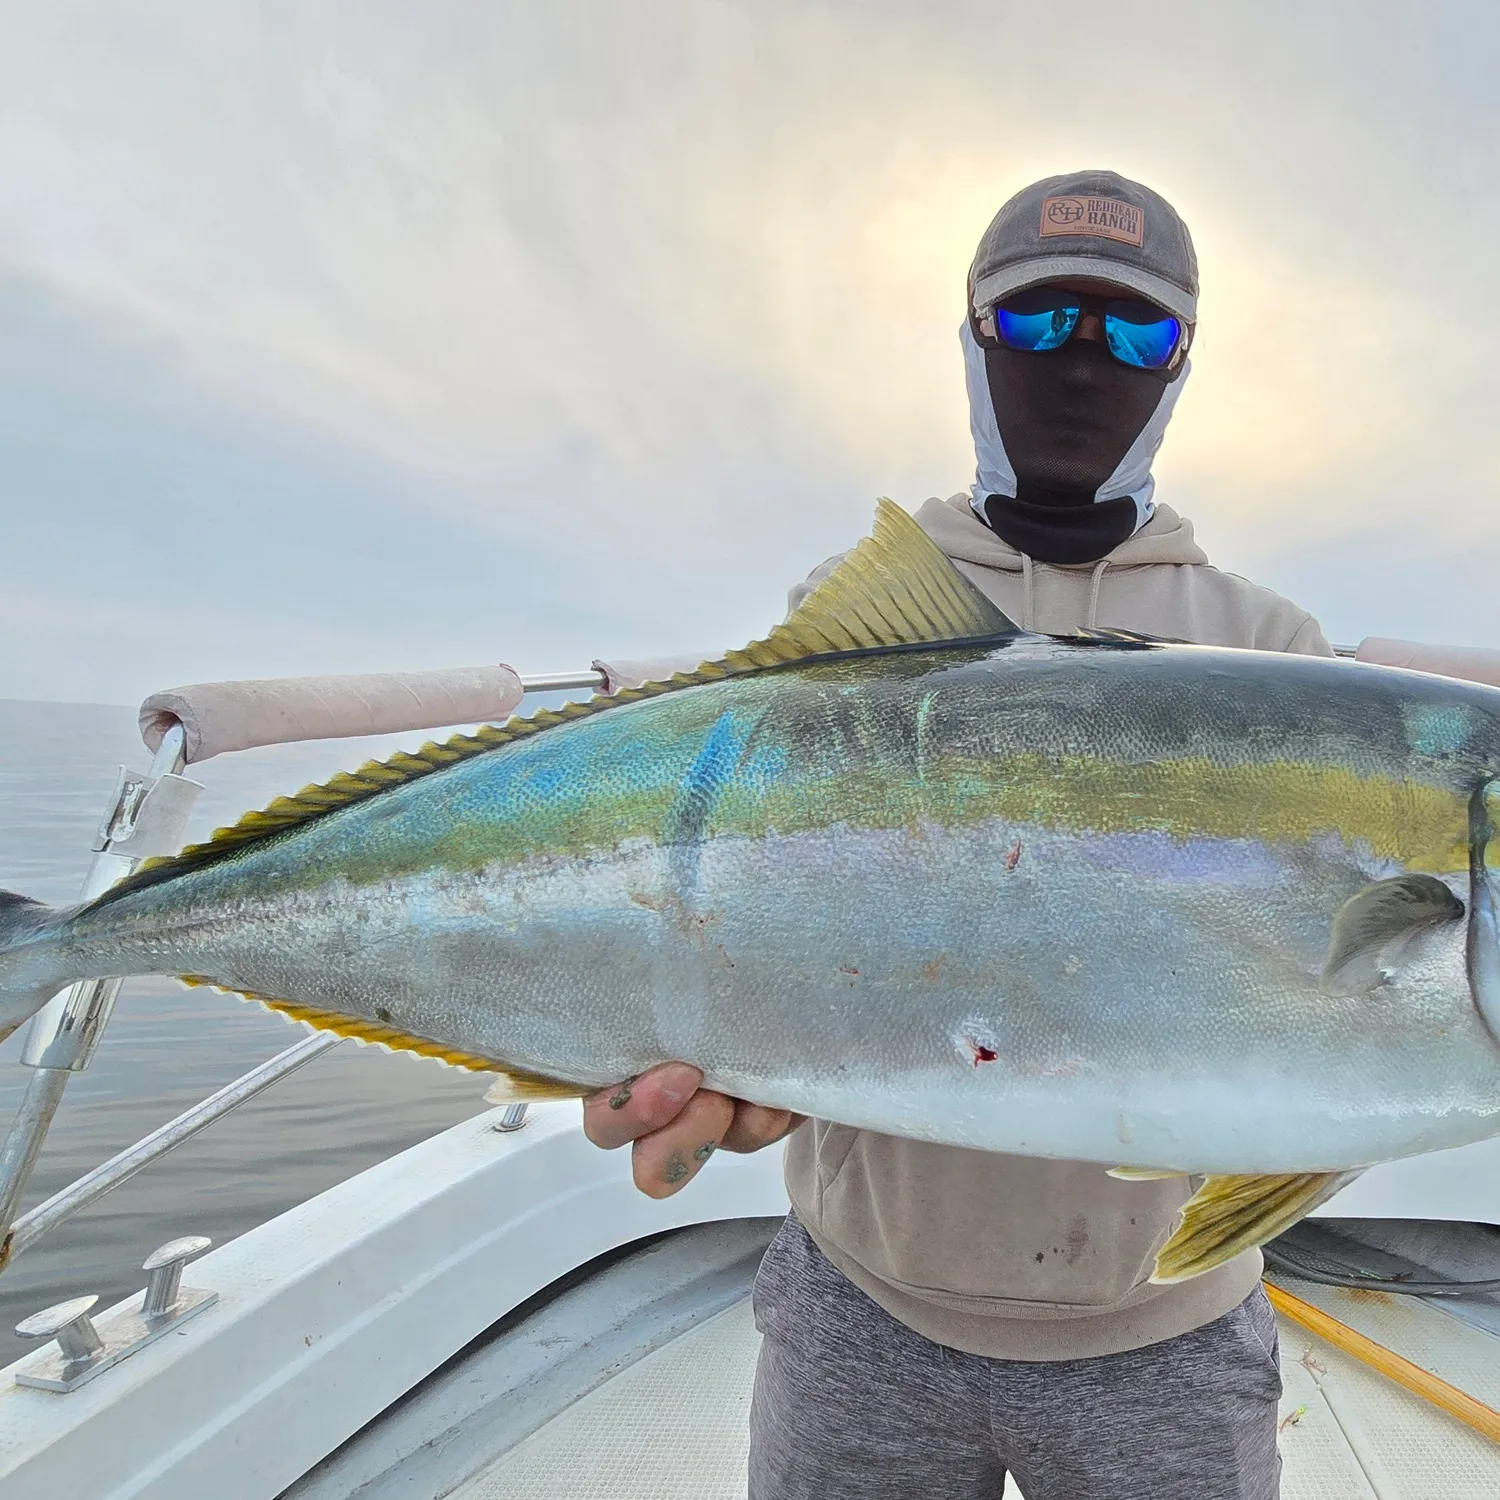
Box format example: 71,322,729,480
1150,1170,1361,1284
107,501,1010,902
180,974,587,1092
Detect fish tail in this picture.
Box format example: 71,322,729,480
0,890,70,1042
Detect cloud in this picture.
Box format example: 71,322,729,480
1,0,1498,704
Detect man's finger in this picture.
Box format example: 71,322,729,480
582,1062,703,1150
720,1104,804,1154
631,1089,736,1198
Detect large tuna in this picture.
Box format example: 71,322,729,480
4,502,1500,1281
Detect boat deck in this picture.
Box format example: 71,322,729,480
461,1280,1500,1500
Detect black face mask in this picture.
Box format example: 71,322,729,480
971,312,1177,565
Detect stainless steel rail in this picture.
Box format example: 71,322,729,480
5,1032,340,1267
519,670,606,694
0,723,191,1249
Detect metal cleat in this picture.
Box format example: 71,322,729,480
141,1235,213,1322
15,1295,106,1385
13,1235,218,1393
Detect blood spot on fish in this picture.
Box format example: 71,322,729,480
968,1040,998,1066
921,957,944,984
839,966,859,983
628,890,664,912
1004,839,1022,872
1348,1288,1392,1305
687,910,724,956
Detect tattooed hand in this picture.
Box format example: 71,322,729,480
581,1062,804,1199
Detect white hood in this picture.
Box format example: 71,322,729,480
959,317,1191,538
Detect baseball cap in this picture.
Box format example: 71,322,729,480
969,170,1198,322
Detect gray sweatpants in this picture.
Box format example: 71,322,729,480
749,1214,1282,1500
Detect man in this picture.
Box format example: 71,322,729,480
585,171,1329,1499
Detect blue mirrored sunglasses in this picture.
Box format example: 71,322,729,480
991,286,1186,371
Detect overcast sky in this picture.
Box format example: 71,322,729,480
2,1,1497,707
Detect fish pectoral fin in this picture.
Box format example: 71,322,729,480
1150,1171,1362,1284
1107,1165,1189,1180
483,1069,593,1104
1321,874,1465,996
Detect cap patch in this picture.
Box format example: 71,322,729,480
1039,196,1144,247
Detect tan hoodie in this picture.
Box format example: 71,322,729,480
790,494,1330,651
781,494,1333,1360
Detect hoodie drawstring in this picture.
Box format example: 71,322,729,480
1019,552,1105,629
1086,559,1110,630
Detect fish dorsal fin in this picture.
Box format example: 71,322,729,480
722,498,1016,672
99,501,1010,904
1322,874,1465,996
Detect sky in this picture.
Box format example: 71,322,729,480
1,1,1498,707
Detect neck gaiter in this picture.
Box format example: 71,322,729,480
961,316,1189,565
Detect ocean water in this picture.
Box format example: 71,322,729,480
0,699,503,1368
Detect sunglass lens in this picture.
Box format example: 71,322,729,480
994,289,1079,353
1103,300,1182,369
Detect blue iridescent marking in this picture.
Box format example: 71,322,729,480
665,710,752,897
1405,704,1473,758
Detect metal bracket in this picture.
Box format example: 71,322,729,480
91,766,150,852
93,770,203,859
22,768,204,1073
13,1235,217,1393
